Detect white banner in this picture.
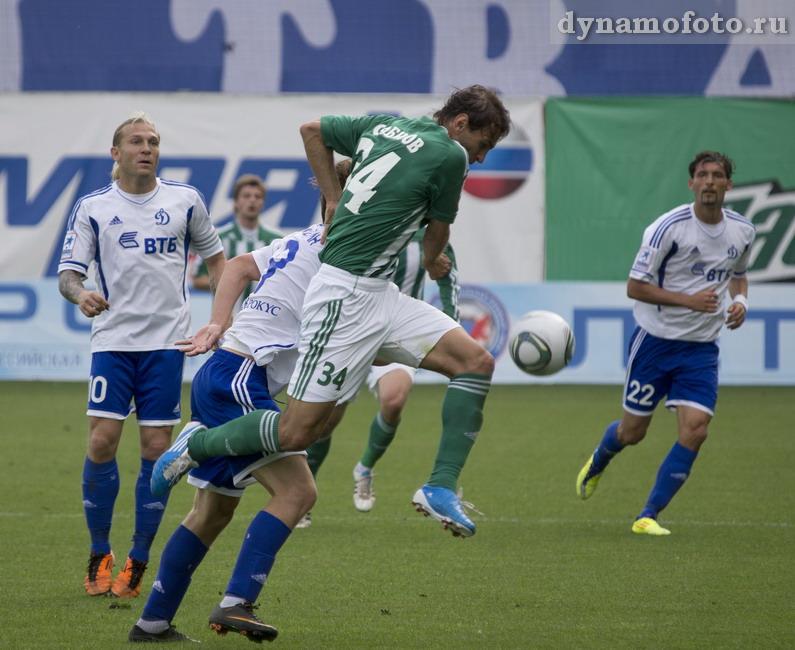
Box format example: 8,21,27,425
2,280,792,386
0,93,544,284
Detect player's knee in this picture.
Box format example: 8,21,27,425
279,429,320,451
186,500,237,541
467,346,495,376
681,423,709,450
284,425,331,452
618,422,648,446
444,340,494,377
142,438,171,460
380,393,408,422
279,409,333,451
279,479,318,516
87,438,117,462
87,423,122,461
299,481,318,513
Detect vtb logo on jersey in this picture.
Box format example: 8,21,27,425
154,208,170,225
724,181,795,282
691,264,732,281
119,231,139,249
119,230,178,254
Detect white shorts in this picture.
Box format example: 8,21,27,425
288,264,459,403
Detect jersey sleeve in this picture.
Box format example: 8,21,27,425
733,246,752,277
250,240,282,275
188,192,224,259
731,217,756,277
628,221,668,284
57,199,96,277
425,146,467,224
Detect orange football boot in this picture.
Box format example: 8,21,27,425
84,551,114,596
111,557,148,598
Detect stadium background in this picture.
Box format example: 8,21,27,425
1,0,793,384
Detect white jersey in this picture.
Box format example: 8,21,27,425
58,179,224,352
629,203,755,342
220,223,324,394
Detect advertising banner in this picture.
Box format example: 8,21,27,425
0,93,544,285
545,96,795,282
3,280,792,386
3,1,794,97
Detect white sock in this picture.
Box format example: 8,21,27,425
220,595,247,608
136,618,169,634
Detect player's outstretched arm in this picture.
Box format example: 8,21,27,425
176,323,224,356
175,253,260,355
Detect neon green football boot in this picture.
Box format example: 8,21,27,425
576,454,603,500
631,517,671,535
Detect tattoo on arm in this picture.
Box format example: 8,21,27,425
58,270,86,304
205,253,226,297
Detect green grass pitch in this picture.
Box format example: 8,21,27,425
1,382,792,649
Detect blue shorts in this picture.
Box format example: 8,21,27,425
623,327,719,417
87,350,184,425
187,349,303,497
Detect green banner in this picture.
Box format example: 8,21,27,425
545,97,795,281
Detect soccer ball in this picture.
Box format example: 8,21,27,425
508,310,575,376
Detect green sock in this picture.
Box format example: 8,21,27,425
360,412,398,468
427,373,491,490
306,435,332,478
189,410,281,462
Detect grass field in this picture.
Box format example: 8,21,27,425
1,381,793,649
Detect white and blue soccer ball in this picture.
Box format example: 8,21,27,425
508,310,575,376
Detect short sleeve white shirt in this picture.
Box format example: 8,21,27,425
629,203,756,342
58,179,223,351
220,223,325,394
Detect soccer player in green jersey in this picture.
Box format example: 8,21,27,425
299,165,461,526
154,86,511,547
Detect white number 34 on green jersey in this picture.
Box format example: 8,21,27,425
344,140,401,214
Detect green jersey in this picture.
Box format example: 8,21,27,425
319,114,468,279
392,229,460,321
193,220,283,301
